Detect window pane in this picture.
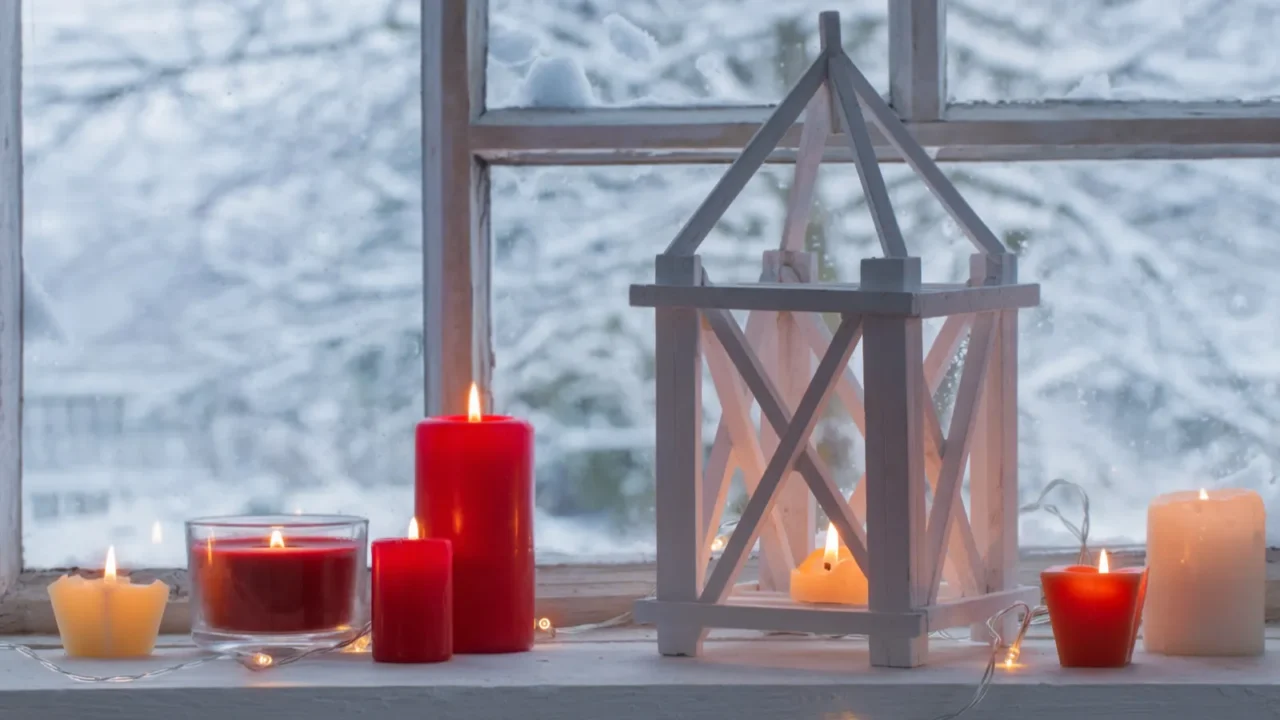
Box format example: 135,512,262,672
494,159,1280,552
21,0,424,567
948,1,1280,101
487,1,888,108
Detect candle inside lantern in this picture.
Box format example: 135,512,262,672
1041,550,1148,668
416,382,535,653
789,524,868,605
1144,487,1264,656
48,546,169,658
372,518,453,664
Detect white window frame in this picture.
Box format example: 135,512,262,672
3,0,1280,631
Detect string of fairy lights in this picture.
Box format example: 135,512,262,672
0,479,1090,720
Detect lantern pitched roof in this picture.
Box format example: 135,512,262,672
661,11,1009,262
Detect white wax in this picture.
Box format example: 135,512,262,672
1143,488,1265,656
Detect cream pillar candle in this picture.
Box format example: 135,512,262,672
1144,488,1264,656
47,546,170,658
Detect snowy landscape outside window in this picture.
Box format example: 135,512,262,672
12,0,1280,573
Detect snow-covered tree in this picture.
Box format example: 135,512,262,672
19,0,1280,565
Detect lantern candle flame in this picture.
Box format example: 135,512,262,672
408,517,420,540
1199,488,1209,501
1098,548,1110,574
269,530,285,549
822,524,840,571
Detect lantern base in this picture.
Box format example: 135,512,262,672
636,585,1042,668
192,625,362,655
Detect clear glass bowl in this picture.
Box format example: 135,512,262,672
186,514,368,654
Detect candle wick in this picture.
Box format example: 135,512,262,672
823,562,831,571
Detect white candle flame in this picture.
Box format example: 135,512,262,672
1098,548,1110,574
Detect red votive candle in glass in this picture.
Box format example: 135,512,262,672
372,519,452,663
415,383,534,654
187,515,367,654
1041,550,1149,668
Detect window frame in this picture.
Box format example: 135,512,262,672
3,0,1280,630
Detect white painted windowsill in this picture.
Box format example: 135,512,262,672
2,630,1279,720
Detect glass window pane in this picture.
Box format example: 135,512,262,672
948,1,1280,101
487,0,888,108
494,159,1280,553
21,0,424,567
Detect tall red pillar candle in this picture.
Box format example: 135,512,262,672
372,520,452,663
1041,550,1149,668
415,384,534,654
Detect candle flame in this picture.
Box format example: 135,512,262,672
408,517,420,540
1098,549,1110,574
206,533,214,563
823,524,840,568
467,382,482,422
269,529,285,549
104,545,117,582
151,521,162,545
1199,488,1209,500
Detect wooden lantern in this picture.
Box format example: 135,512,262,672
630,11,1041,668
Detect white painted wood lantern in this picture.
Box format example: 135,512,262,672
631,11,1042,668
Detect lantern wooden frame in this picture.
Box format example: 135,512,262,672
630,11,1041,668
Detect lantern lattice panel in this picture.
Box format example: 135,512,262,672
629,11,1041,668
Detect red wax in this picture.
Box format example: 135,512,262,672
192,538,358,633
416,414,534,653
372,537,452,663
1041,565,1149,668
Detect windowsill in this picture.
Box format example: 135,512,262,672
6,630,1280,720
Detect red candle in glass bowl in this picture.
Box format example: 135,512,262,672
187,515,367,654
1041,550,1149,668
415,384,534,654
372,519,453,663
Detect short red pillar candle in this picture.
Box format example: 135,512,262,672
415,384,534,654
1041,550,1149,668
371,519,452,663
